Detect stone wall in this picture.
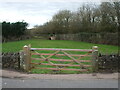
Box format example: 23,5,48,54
98,53,119,73
2,52,20,70
1,52,119,73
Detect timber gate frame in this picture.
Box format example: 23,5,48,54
21,45,98,75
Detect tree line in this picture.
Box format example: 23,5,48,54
2,21,28,38
32,2,120,34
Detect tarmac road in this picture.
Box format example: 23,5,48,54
2,78,118,88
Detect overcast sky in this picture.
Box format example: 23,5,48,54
0,0,102,29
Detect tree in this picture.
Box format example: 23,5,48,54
113,2,120,32
100,2,117,32
2,21,28,38
32,2,119,34
52,10,72,34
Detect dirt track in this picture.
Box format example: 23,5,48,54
1,69,118,80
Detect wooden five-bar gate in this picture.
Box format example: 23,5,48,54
21,45,98,74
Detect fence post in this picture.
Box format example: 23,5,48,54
92,46,98,76
28,44,31,70
23,45,31,72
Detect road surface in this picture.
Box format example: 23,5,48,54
2,78,118,88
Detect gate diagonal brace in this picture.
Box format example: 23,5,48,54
44,50,67,70
40,50,60,64
62,51,87,69
46,50,60,60
77,52,91,69
34,50,61,70
78,51,91,61
62,51,80,64
32,51,50,64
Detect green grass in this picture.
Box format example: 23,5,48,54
2,39,118,53
2,39,118,74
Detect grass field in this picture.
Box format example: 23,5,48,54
2,39,118,74
2,39,118,53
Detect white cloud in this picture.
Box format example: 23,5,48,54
0,1,101,29
1,0,119,2
0,2,56,28
0,0,101,2
0,8,51,27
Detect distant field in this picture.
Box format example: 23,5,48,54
2,39,118,53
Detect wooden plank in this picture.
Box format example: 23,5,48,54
32,53,92,57
78,52,90,60
28,44,32,70
31,48,92,52
45,50,60,59
33,67,89,72
33,50,55,65
40,54,54,65
31,58,91,62
31,62,92,67
62,51,81,64
39,51,61,69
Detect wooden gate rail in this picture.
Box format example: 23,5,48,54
30,62,92,67
32,53,92,57
22,45,98,75
31,58,91,62
34,67,88,72
30,48,93,52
